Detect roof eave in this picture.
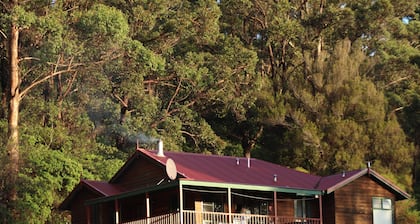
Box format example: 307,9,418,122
85,180,179,205
369,169,411,200
324,169,410,200
180,179,322,196
58,180,106,211
324,169,368,194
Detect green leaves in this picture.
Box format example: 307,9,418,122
0,0,419,222
17,149,82,223
77,4,129,43
10,5,36,29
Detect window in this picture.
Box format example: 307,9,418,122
373,197,393,224
294,199,305,218
294,199,313,218
203,202,214,212
202,201,223,213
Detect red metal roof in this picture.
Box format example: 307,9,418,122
139,148,322,190
83,180,124,196
60,148,410,210
140,149,409,200
59,179,124,210
314,169,365,191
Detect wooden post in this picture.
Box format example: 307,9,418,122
115,200,120,224
194,201,203,224
318,195,323,224
228,187,232,224
146,193,150,224
179,183,184,224
86,205,91,224
274,191,278,224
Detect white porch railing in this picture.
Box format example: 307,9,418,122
123,212,180,224
123,210,321,224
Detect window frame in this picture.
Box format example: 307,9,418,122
372,197,394,224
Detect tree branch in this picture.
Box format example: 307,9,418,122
180,130,198,147
57,71,78,103
166,78,182,114
18,57,40,62
112,92,129,108
19,69,76,101
385,76,410,87
19,56,81,101
0,29,7,39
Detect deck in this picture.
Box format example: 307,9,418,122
123,210,321,224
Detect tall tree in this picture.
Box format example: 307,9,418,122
1,1,35,219
0,0,86,221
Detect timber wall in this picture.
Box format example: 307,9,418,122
70,189,101,224
114,155,167,190
324,175,396,224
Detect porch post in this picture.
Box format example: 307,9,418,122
228,187,232,223
273,191,277,224
146,193,150,224
115,199,120,224
318,194,323,224
179,183,184,224
86,205,91,224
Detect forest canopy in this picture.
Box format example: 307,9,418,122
0,0,419,223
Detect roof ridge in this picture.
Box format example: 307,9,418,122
139,148,260,159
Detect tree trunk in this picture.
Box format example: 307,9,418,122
5,12,20,219
116,95,129,150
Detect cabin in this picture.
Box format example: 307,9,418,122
60,141,409,224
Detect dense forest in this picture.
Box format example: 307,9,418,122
0,0,419,223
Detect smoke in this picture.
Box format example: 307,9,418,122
129,133,159,144
127,132,160,149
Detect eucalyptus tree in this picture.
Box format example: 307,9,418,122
84,0,262,154
0,0,110,222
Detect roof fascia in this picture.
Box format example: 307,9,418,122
325,169,410,200
109,149,170,183
369,170,410,200
325,169,367,194
85,180,179,205
59,180,105,210
180,179,322,196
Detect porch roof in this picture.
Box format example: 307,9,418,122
59,179,124,210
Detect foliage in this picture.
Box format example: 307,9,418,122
16,148,82,224
396,199,420,224
0,0,419,222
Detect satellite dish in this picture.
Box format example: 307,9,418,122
166,158,177,180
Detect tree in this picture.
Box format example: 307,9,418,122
0,0,417,222
0,0,86,221
84,0,262,155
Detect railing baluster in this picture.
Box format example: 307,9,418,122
122,210,320,224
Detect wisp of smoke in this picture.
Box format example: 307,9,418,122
127,132,160,149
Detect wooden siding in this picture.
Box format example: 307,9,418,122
114,155,167,191
94,201,115,224
70,189,102,224
326,175,396,224
322,193,335,224
277,199,294,217
150,188,179,216
120,194,147,223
